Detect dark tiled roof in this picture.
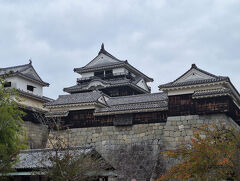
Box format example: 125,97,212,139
75,61,124,72
0,61,49,86
73,45,153,82
95,93,168,114
106,92,167,106
158,64,229,90
63,78,149,94
95,102,167,114
159,77,229,89
174,64,219,82
44,91,106,107
192,88,232,98
14,147,94,169
0,64,29,74
75,61,153,82
81,43,123,69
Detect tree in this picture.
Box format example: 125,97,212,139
34,114,112,181
0,79,27,175
158,124,240,181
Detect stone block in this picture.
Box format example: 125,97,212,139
186,130,193,136
182,120,188,125
192,115,200,119
184,125,190,129
167,116,180,121
184,136,191,141
180,116,187,121
164,131,170,136
155,129,163,134
164,126,175,131
159,125,164,129
166,121,172,126
165,137,175,142
171,121,177,126
177,121,183,126
174,131,181,137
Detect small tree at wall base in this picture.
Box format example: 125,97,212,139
35,114,111,181
0,79,27,177
158,124,240,181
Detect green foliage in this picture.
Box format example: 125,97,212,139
45,149,107,181
0,79,27,174
36,115,110,181
158,124,240,181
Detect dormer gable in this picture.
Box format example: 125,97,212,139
73,44,153,82
83,43,123,68
85,53,121,68
21,66,44,84
136,78,149,92
174,64,218,83
0,60,49,86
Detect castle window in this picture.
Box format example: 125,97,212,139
94,71,104,78
27,85,35,92
4,82,11,88
105,69,113,77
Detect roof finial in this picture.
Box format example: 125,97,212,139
191,63,197,68
98,43,105,55
101,43,104,50
29,58,32,65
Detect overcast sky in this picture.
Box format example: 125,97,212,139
0,0,240,99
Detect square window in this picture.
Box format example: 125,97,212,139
27,85,35,92
4,82,11,88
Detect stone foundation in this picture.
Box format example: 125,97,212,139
46,113,238,181
23,121,48,149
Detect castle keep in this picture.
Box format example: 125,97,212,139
43,44,240,180
2,44,240,180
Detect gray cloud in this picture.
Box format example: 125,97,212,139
0,0,240,99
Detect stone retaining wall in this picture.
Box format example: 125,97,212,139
23,121,48,149
46,113,238,181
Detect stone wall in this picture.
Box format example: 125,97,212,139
46,113,238,181
163,114,239,150
23,121,48,149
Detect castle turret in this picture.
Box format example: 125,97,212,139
63,44,153,97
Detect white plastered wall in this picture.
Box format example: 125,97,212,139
5,76,43,96
137,79,149,91
113,67,128,75
81,72,94,78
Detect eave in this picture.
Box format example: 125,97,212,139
64,82,150,94
74,61,153,82
44,102,107,109
160,80,227,92
94,107,167,116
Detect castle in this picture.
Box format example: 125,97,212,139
1,44,240,180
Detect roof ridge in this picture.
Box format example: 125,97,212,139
173,64,219,83
76,44,123,70
0,63,30,71
172,76,228,85
60,90,102,97
98,43,123,62
159,76,229,89
108,92,166,99
76,60,125,71
112,100,167,106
